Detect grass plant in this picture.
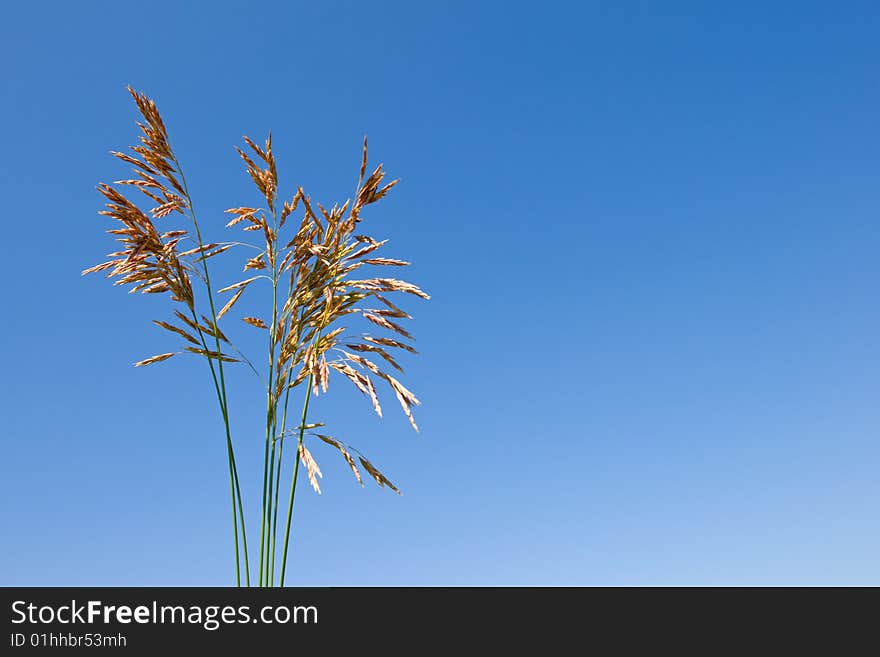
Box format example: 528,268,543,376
84,88,428,586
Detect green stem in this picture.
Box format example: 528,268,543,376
173,155,250,586
230,437,249,584
269,273,302,585
259,386,272,585
270,382,293,584
279,373,313,586
188,304,242,585
265,390,278,586
260,205,282,586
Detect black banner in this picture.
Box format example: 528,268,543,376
0,587,866,651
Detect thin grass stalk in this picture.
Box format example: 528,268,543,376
265,239,286,585
260,201,282,586
269,386,292,584
279,371,313,586
229,442,249,582
269,354,298,583
278,307,329,587
268,272,305,584
269,277,304,583
264,312,279,586
173,155,251,586
264,393,278,585
266,385,281,585
186,302,242,583
259,381,272,584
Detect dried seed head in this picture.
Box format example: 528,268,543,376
134,352,176,367
299,443,323,494
359,456,401,495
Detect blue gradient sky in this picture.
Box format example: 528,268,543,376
2,1,878,585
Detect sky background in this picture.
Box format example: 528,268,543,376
1,1,878,586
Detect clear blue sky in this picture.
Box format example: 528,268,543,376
1,1,878,585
